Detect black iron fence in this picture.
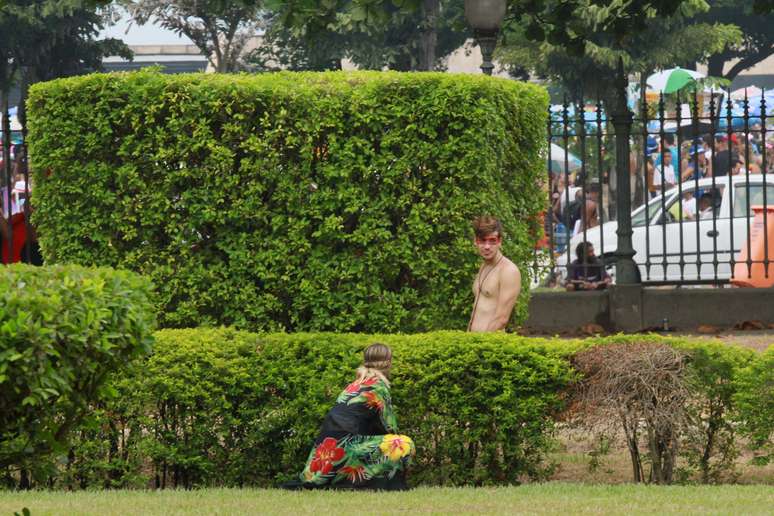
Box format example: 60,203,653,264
1,101,37,266
541,89,774,288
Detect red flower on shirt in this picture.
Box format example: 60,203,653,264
344,377,378,394
363,390,384,411
340,464,367,483
310,437,345,475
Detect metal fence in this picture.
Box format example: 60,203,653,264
1,101,37,266
541,89,774,288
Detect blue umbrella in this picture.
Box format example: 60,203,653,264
746,94,774,117
716,105,748,130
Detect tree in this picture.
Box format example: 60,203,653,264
258,0,468,71
495,1,739,216
262,1,700,73
497,0,740,101
0,0,131,160
698,1,774,82
121,0,263,72
247,14,346,71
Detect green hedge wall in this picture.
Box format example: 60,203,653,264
0,264,155,477
27,71,548,332
13,330,768,489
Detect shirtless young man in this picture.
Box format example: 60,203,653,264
468,216,522,332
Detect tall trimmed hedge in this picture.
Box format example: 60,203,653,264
27,71,548,332
0,264,155,479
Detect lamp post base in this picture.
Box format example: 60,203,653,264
474,29,498,76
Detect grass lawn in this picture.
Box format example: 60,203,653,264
2,484,773,515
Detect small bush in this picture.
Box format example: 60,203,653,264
0,264,155,485
735,346,774,465
27,70,548,333
567,336,758,484
569,342,690,484
676,341,756,483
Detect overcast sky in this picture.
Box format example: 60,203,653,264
99,12,194,45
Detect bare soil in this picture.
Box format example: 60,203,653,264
549,427,774,484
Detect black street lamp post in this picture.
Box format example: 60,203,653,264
464,0,506,76
611,58,640,285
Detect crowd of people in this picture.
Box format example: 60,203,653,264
550,127,774,237
0,141,38,264
645,129,774,198
544,116,774,290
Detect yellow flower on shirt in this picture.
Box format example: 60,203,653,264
379,434,414,461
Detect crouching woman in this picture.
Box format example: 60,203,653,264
295,343,415,490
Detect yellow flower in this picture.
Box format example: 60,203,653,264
379,434,414,461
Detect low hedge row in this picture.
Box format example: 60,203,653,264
16,329,769,489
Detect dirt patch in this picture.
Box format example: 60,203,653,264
549,427,774,484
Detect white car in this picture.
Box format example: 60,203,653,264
557,175,774,283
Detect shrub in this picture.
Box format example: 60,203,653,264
569,342,690,484
0,264,155,486
26,330,577,488
27,71,548,332
735,346,774,465
675,341,756,483
567,335,758,484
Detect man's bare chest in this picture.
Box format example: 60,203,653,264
473,268,500,299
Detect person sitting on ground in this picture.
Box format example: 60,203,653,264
565,242,611,291
288,343,415,491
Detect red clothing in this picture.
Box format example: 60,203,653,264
1,212,28,264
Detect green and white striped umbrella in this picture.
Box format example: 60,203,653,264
646,68,705,94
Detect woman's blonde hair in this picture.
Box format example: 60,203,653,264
355,342,392,386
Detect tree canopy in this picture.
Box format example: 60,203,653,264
497,0,741,100
0,1,130,129
698,0,774,81
267,0,693,58
120,0,263,72
253,0,468,71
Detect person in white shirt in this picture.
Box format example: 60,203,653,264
653,151,676,193
667,190,697,221
683,191,697,220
